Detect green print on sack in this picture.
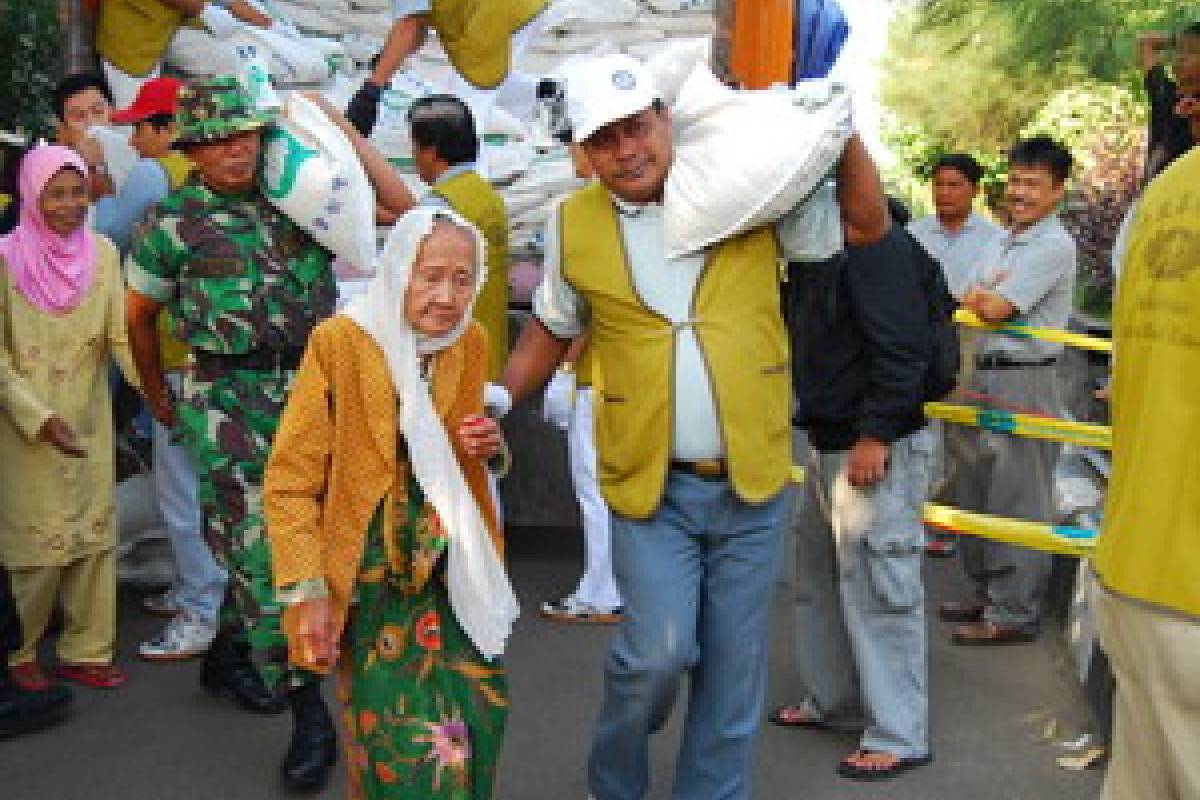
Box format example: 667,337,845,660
261,127,320,200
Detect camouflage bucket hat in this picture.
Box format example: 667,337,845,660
174,76,277,147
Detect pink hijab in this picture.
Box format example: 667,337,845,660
0,145,96,314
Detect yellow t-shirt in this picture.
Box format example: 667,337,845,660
1093,148,1200,618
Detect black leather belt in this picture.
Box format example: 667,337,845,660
670,459,727,480
975,354,1058,370
194,347,305,377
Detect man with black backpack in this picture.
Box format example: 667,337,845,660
771,201,956,781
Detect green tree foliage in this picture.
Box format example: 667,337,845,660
918,0,1196,84
882,0,1191,315
0,0,63,140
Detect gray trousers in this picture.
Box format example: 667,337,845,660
946,364,1059,628
792,429,933,759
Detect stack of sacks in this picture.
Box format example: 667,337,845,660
503,147,585,253
344,0,393,37
351,62,537,186
270,0,352,37
166,12,345,85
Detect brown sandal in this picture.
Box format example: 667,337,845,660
838,749,933,781
768,704,827,729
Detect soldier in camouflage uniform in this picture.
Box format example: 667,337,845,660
124,77,338,794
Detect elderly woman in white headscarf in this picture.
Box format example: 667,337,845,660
263,208,518,800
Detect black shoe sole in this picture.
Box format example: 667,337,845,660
0,704,71,739
281,749,338,794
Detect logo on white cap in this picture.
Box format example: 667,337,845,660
612,70,638,91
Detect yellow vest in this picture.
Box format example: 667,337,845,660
434,169,509,381
560,183,792,519
96,0,187,77
429,0,548,89
1094,149,1200,618
155,153,195,371
574,340,596,389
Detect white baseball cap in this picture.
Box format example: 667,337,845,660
565,54,660,143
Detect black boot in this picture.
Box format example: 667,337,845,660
0,671,73,738
281,682,338,794
200,632,286,715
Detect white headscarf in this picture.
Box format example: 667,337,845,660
342,207,518,660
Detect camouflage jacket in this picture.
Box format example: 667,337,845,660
126,178,336,355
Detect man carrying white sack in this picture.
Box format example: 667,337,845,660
96,0,278,109
343,0,560,138
499,54,889,800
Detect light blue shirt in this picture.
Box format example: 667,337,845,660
907,211,1004,300
391,0,431,18
971,214,1078,359
93,158,170,256
535,187,843,460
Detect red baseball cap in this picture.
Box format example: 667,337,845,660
111,77,185,125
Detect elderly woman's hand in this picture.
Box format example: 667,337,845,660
293,597,338,668
457,415,504,461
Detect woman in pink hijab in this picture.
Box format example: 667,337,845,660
0,145,139,691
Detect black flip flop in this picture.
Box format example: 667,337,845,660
837,750,933,781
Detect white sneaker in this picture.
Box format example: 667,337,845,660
539,596,623,625
141,588,180,618
138,613,217,662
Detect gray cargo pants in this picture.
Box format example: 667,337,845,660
792,428,933,759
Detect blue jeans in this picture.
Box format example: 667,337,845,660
152,372,226,625
588,472,789,800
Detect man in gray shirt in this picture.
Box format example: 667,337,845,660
938,136,1078,645
908,153,1005,557
908,153,1004,300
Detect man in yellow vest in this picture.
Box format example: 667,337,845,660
96,0,275,108
409,94,510,380
499,54,890,800
1092,150,1200,799
343,0,557,137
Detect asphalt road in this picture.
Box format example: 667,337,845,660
1,525,1104,800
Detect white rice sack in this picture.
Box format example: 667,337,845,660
241,25,335,84
663,64,852,259
165,27,237,75
88,126,139,189
552,0,640,26
538,25,664,51
343,10,394,36
643,12,716,35
271,0,346,35
640,0,714,12
342,32,385,64
232,34,284,110
369,70,435,164
261,92,378,269
484,140,535,185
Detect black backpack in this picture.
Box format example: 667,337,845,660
783,229,960,403
909,232,962,401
